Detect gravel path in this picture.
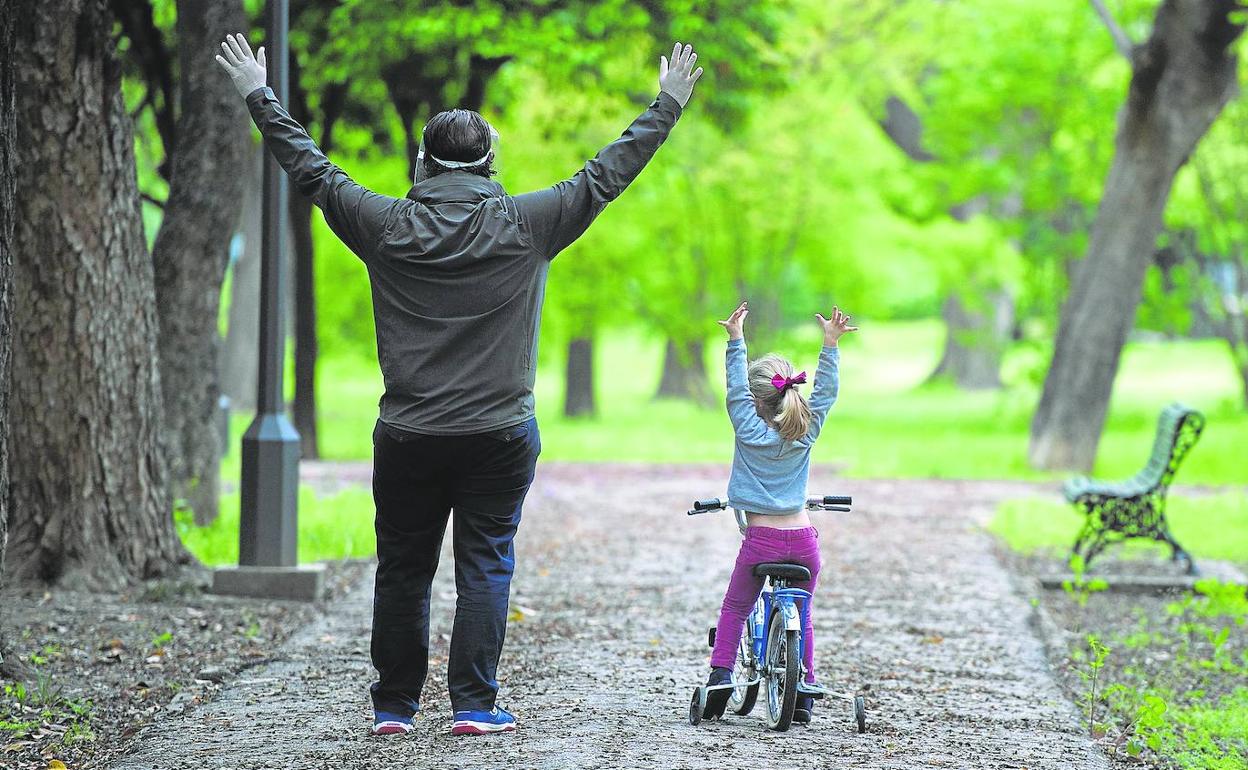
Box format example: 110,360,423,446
110,465,1109,770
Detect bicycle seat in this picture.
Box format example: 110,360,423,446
752,562,812,582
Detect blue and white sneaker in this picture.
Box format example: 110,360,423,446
450,706,517,735
371,710,416,736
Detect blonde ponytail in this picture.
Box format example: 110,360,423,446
746,353,812,442
774,386,813,442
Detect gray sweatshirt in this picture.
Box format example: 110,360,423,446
245,87,683,434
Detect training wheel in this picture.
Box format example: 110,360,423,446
689,688,704,726
854,694,866,733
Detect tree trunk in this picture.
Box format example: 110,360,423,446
151,0,249,524
9,0,188,589
929,292,1013,389
564,337,596,417
655,339,714,406
220,145,264,412
285,80,346,462
0,0,15,593
291,192,320,459
1029,0,1244,471
1238,359,1248,410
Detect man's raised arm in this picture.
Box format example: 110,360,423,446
216,34,401,260
514,42,705,259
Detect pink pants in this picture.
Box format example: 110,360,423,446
709,526,821,683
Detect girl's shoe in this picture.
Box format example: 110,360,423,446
793,695,815,724
371,710,416,735
701,666,734,720
451,706,517,735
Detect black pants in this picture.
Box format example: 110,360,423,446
369,417,540,716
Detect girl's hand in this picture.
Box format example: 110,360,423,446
816,306,858,346
717,301,749,340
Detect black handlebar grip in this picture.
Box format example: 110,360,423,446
822,495,852,506
693,498,724,511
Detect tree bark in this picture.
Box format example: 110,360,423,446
9,0,189,588
151,0,249,524
928,292,1013,390
1029,0,1244,471
655,339,714,406
0,0,16,593
564,337,596,417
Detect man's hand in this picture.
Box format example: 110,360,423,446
718,301,749,341
815,307,858,347
215,33,267,99
659,42,704,108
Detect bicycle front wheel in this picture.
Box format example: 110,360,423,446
764,612,800,731
729,620,759,716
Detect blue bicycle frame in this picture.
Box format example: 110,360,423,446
750,584,812,675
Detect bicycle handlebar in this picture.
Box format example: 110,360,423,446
687,495,853,515
687,498,729,515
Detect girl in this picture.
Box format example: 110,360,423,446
703,300,856,724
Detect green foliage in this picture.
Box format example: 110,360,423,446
1076,634,1112,734
1062,554,1108,610
0,679,94,750
1086,584,1248,769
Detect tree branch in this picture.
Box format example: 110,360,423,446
111,0,177,177
1089,0,1134,59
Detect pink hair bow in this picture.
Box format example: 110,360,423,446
771,371,807,391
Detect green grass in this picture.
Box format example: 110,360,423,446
180,482,376,567
261,320,1247,482
989,494,1248,562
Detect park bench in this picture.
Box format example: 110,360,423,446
1064,403,1205,575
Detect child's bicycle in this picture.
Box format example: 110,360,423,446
686,494,866,733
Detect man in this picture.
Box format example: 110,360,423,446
216,34,702,736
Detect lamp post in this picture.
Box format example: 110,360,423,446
215,0,321,600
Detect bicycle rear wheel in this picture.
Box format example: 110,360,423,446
764,612,800,731
729,620,759,715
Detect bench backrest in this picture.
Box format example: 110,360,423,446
1135,403,1205,493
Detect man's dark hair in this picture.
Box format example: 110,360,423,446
421,109,496,179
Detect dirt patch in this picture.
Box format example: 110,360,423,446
0,561,367,770
100,467,1108,770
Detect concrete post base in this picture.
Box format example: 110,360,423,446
212,563,326,601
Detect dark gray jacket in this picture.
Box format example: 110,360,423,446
245,87,683,434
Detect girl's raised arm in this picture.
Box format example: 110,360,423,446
718,302,771,443
806,307,856,442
